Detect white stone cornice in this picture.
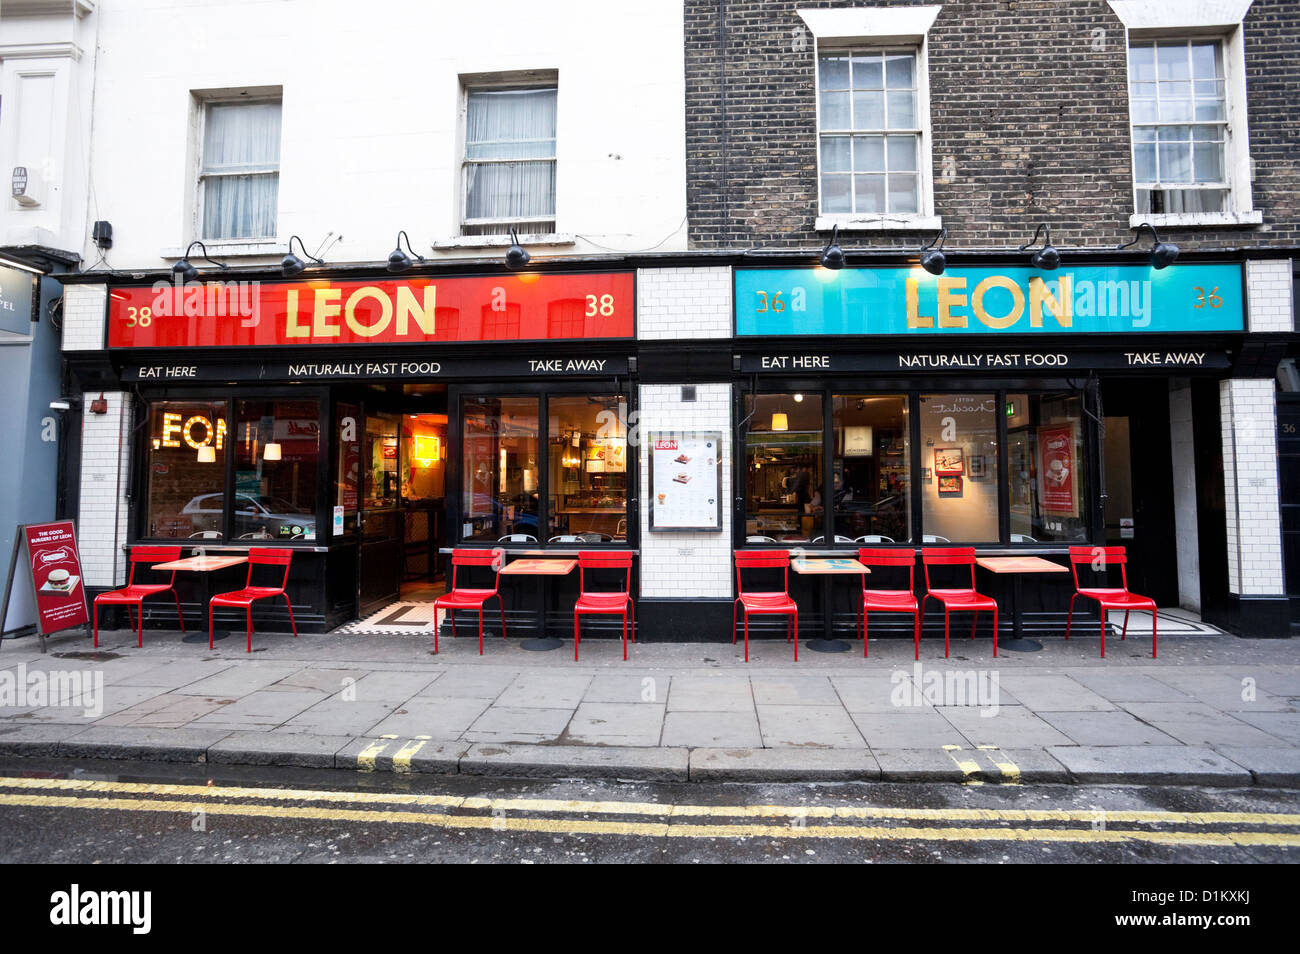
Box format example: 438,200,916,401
1106,0,1253,30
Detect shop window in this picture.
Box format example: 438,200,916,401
548,396,628,541
1006,393,1088,544
198,98,281,240
462,397,539,541
144,401,229,540
744,393,824,542
832,394,911,543
233,400,319,541
461,83,557,236
919,394,999,543
363,413,400,513
401,414,447,503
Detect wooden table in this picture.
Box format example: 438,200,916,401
150,554,248,642
976,556,1068,652
500,558,578,650
791,558,870,652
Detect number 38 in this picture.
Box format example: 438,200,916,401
125,306,153,327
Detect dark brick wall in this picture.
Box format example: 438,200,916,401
685,0,1299,252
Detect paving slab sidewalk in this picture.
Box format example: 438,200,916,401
1,626,1298,786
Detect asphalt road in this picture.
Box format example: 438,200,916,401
0,757,1297,865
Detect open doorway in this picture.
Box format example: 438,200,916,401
400,411,448,601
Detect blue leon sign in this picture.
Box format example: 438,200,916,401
735,264,1244,336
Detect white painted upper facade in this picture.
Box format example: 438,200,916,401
69,0,687,269
0,0,99,256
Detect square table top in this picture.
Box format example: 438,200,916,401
791,557,870,575
499,558,578,576
976,556,1068,574
151,555,248,572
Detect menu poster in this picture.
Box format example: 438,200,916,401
13,521,90,639
649,432,723,531
1038,424,1077,516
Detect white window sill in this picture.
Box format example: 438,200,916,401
432,232,575,251
816,215,942,233
160,242,287,259
1128,211,1262,229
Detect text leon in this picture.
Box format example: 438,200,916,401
907,275,1074,331
284,285,437,339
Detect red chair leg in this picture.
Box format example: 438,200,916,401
743,612,749,663
622,610,628,661
1099,606,1106,658
477,608,484,655
913,610,920,661
137,600,144,648
283,594,298,638
246,608,253,653
172,590,186,633
862,607,868,658
792,611,798,662
1151,607,1157,658
574,612,581,661
628,598,635,642
434,604,440,654
93,603,99,648
208,603,215,650
1121,609,1130,640
944,608,950,658
1065,593,1076,639
992,605,998,657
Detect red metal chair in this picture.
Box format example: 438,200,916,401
208,548,298,652
573,550,635,661
92,545,185,648
921,547,998,658
433,548,506,655
1065,546,1156,657
733,549,799,662
857,548,921,659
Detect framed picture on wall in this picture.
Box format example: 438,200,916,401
934,447,964,475
938,475,962,495
922,468,932,483
968,455,986,478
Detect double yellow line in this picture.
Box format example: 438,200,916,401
1,777,1297,847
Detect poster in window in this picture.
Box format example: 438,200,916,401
1038,424,1077,516
933,447,964,475
937,475,962,495
649,431,722,531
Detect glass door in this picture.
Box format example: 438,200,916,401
357,409,402,615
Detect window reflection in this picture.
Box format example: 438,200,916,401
745,393,823,541
145,400,228,540
832,394,910,542
919,393,999,543
548,395,627,541
1007,393,1088,543
234,400,319,541
462,397,539,541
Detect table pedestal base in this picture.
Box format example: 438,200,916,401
519,637,564,652
183,630,228,644
803,638,851,654
998,636,1042,653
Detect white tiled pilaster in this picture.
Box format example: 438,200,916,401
636,266,732,339
1245,258,1293,332
61,284,107,351
1168,382,1200,612
77,391,131,586
1220,378,1284,595
637,383,732,598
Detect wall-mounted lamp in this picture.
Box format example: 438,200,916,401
197,445,217,463
819,224,845,270
505,227,531,269
1118,223,1180,269
771,413,789,432
262,442,282,461
387,230,426,273
919,228,947,276
1019,223,1061,270
172,241,229,282
281,235,325,277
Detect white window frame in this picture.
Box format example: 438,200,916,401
192,91,283,245
1110,0,1261,228
457,71,558,238
800,5,941,232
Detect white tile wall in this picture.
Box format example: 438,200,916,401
637,382,733,598
1168,382,1200,612
636,266,732,340
1220,378,1284,595
61,284,107,351
77,391,130,586
1246,258,1293,333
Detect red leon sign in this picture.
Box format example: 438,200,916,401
22,521,89,635
107,272,634,348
